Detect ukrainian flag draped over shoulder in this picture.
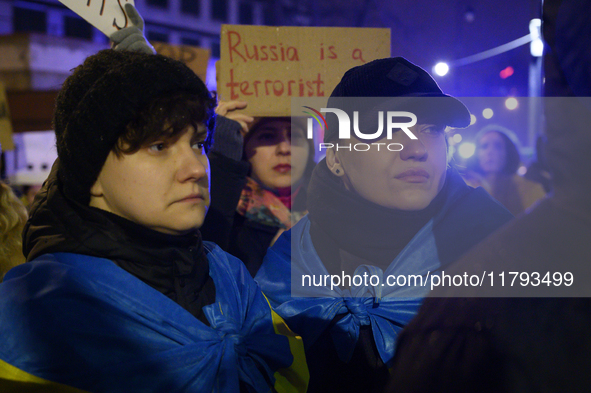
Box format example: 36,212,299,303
0,243,308,392
255,171,514,367
255,219,423,368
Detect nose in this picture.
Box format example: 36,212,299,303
276,129,291,156
399,134,428,161
176,145,208,183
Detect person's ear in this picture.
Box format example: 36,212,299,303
325,147,345,177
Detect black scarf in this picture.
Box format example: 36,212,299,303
307,159,447,275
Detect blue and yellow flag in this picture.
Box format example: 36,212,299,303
0,244,308,392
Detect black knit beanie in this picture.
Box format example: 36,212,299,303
53,49,213,204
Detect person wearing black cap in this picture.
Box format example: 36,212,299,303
0,49,308,392
255,57,513,392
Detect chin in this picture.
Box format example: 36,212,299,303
391,193,436,211
399,201,431,211
167,223,201,235
169,215,206,234
265,180,292,190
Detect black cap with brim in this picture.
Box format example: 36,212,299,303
325,57,471,142
386,93,471,129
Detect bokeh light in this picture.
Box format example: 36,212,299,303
505,97,518,110
433,62,449,76
482,108,494,119
458,142,476,159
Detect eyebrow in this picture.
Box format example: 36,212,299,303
153,124,208,144
192,126,209,139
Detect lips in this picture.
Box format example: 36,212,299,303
274,164,291,173
177,193,204,203
395,168,430,183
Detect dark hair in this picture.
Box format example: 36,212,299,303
468,130,521,175
114,91,216,156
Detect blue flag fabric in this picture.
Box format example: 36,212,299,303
256,219,424,367
256,181,513,368
0,243,308,392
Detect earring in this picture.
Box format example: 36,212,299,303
336,169,340,174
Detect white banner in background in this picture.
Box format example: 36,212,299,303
58,0,135,36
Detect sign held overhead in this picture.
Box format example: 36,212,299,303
58,0,134,36
219,24,391,116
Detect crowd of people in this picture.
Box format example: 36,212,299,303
0,0,589,391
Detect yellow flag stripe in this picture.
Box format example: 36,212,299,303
263,294,310,393
0,358,88,393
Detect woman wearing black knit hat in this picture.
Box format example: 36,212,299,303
0,48,308,392
107,5,316,278
255,57,514,392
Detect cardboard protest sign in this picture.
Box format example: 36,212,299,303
219,25,390,117
57,0,134,36
0,81,14,151
152,42,210,83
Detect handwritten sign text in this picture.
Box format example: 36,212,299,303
219,25,390,116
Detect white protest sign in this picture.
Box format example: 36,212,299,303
58,0,134,36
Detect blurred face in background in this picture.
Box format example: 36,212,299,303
328,123,448,211
244,118,310,190
477,131,506,175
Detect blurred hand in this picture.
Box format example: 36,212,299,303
110,3,156,55
215,100,254,136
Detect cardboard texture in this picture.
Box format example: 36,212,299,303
0,81,14,151
58,0,135,36
219,24,391,117
6,90,59,133
152,42,210,83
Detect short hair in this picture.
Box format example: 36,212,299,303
113,91,215,157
